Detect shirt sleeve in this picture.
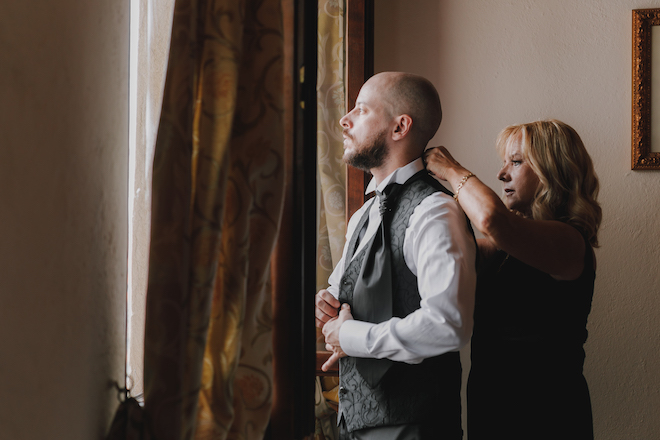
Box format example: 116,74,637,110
339,192,477,364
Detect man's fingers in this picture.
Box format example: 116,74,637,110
321,316,337,338
314,291,340,330
318,289,341,309
315,291,339,319
315,307,333,327
322,352,340,372
338,303,353,319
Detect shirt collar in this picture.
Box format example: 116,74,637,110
364,157,425,195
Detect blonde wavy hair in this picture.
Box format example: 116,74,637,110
496,119,602,247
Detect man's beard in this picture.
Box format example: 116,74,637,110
343,129,388,172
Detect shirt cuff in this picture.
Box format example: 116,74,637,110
339,319,374,358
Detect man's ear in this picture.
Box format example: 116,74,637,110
392,114,413,141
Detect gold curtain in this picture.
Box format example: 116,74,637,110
313,1,345,440
315,0,346,316
139,0,285,439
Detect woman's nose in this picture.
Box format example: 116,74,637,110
497,166,509,181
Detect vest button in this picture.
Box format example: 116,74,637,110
339,386,346,395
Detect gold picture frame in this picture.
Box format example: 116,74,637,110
632,9,660,170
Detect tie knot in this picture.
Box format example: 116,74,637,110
377,183,401,216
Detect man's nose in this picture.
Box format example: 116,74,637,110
339,112,351,128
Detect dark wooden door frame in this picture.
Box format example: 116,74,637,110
269,1,373,438
269,0,317,438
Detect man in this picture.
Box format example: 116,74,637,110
315,72,477,439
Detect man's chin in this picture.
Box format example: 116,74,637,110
343,158,371,172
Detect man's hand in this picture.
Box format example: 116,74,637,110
321,303,354,371
322,344,347,372
315,289,340,329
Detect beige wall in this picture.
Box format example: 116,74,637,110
0,1,128,438
376,1,660,438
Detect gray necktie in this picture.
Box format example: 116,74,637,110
352,182,401,387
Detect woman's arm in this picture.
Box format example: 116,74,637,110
423,147,585,281
476,238,498,267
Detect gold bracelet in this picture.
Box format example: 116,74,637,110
453,172,475,201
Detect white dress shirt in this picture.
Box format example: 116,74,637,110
327,158,476,364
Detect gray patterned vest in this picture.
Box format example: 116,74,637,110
337,172,465,435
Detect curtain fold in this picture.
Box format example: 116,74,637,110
108,0,285,439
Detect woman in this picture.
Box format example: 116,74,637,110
423,120,601,439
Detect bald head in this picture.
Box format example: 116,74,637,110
367,72,442,148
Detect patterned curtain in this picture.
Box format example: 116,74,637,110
104,0,285,439
314,1,345,439
316,0,346,324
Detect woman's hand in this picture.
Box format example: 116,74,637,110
423,146,468,182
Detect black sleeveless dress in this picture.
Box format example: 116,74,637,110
467,243,595,439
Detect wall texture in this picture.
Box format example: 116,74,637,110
375,1,660,438
0,1,128,438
